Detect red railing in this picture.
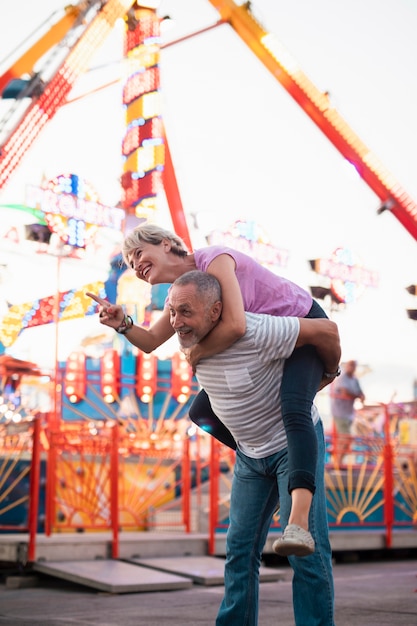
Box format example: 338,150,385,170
207,402,417,552
1,401,416,562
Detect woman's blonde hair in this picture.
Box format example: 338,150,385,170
122,223,188,267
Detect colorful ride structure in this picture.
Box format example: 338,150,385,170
1,0,416,240
0,1,416,561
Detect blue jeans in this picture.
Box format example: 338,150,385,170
216,420,335,626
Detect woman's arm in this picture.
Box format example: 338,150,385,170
86,292,175,352
185,254,247,367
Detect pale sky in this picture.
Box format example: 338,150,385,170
1,0,417,410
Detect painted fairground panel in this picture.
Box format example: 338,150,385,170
51,427,185,533
49,423,113,531
389,401,417,527
324,402,417,531
325,404,386,531
0,421,36,531
0,359,47,533
116,442,187,532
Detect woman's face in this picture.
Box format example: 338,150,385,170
129,240,172,284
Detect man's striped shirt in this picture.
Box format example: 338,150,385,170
195,312,319,458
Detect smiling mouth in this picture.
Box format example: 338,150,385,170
177,329,191,338
142,265,151,279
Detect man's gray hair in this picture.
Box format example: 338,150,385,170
173,270,222,305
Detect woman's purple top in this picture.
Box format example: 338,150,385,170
194,246,312,317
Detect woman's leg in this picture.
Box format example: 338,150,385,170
281,300,328,496
274,301,327,551
281,345,323,495
189,388,237,450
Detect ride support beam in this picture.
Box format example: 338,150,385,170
207,0,417,241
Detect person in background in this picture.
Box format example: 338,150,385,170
331,360,365,434
330,359,365,464
168,270,339,626
87,223,341,556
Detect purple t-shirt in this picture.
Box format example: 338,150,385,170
194,246,312,317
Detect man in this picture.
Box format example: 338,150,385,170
168,270,340,626
330,359,365,466
331,359,365,434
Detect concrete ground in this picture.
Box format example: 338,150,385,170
0,554,416,625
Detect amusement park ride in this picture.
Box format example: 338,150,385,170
0,0,416,562
1,0,417,239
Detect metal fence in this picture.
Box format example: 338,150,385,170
0,401,416,561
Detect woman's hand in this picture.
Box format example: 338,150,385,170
317,377,333,392
181,345,201,374
86,292,125,330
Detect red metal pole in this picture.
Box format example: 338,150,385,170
110,422,119,559
44,420,57,536
163,134,193,252
182,436,191,532
196,432,202,513
28,417,41,562
208,438,220,555
382,404,394,548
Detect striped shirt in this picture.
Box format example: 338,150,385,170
195,312,319,458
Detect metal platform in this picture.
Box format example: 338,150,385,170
32,555,284,593
126,555,284,586
33,559,194,594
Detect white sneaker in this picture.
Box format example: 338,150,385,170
272,524,315,557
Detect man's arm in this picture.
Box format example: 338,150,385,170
296,318,341,386
339,378,365,402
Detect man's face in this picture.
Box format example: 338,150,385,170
168,283,221,349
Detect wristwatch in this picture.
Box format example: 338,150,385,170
115,315,133,334
323,366,341,379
